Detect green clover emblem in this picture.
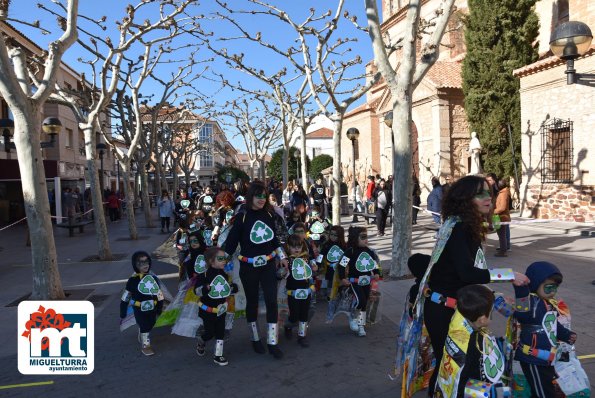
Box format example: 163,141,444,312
194,255,207,274
310,221,325,234
138,275,160,295
327,245,344,263
209,275,231,299
203,229,213,246
542,311,558,345
355,252,376,272
204,196,213,204
181,199,190,209
291,258,312,280
225,210,234,223
250,220,274,244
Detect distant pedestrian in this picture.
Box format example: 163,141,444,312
107,190,120,222
365,176,375,213
493,178,511,257
412,177,421,225
158,190,175,233
427,177,443,226
373,179,391,236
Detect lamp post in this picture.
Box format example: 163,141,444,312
549,21,594,85
96,143,107,195
346,127,360,222
295,148,300,184
2,117,62,152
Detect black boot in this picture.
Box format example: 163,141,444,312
251,340,265,354
267,344,283,359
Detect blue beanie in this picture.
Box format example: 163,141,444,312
525,261,562,293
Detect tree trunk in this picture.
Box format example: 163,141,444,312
172,161,179,199
140,168,153,227
14,109,64,299
83,126,112,260
331,118,343,226
282,149,289,186
390,97,413,278
301,127,308,187
259,158,266,181
121,167,138,240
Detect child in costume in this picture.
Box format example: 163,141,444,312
174,219,190,265
337,226,381,337
316,225,346,301
283,234,317,347
194,246,238,366
180,231,207,281
120,251,164,356
435,284,509,397
514,261,577,398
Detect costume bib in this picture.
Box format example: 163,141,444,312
225,210,234,223
483,335,505,383
355,252,376,272
542,311,558,345
310,221,325,234
180,199,190,209
474,248,487,269
249,220,274,244
208,275,231,299
194,255,207,274
327,245,344,263
204,196,213,204
291,258,312,280
203,229,213,246
316,188,324,195
138,275,160,295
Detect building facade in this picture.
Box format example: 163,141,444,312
514,0,595,222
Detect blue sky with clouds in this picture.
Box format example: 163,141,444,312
8,0,381,152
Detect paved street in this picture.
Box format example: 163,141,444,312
0,210,593,397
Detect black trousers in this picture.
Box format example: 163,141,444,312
109,207,118,221
239,260,278,323
133,309,157,333
375,207,388,233
288,296,311,323
199,310,226,341
352,284,371,311
160,217,170,230
520,362,557,398
423,299,455,396
412,208,419,224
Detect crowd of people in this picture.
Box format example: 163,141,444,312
119,172,585,398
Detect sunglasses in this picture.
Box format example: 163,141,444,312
137,260,150,265
543,283,559,294
474,191,491,199
189,239,200,243
255,194,267,199
359,235,368,240
293,230,305,234
215,255,227,261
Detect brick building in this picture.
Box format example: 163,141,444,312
513,0,595,222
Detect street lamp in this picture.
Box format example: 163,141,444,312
550,21,594,85
96,142,107,194
295,148,300,184
346,127,360,222
2,117,61,152
225,170,233,184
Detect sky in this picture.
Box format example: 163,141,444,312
7,0,382,153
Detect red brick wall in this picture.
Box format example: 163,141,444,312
524,184,595,222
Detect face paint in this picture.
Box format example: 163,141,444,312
543,283,559,295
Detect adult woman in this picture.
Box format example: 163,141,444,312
372,179,392,236
493,177,511,256
157,190,175,233
422,176,528,396
223,181,288,359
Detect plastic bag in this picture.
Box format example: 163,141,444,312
171,288,202,338
555,351,591,396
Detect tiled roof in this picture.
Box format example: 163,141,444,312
424,60,463,89
513,46,595,77
139,106,203,122
306,128,333,139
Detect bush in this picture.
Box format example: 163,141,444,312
309,154,333,179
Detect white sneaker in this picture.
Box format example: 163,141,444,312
349,318,359,332
358,325,366,337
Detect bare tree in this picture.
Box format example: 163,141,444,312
237,0,381,224
221,96,282,181
364,0,456,277
0,0,79,299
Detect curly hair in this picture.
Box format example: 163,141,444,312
215,190,236,208
347,226,367,249
441,175,488,244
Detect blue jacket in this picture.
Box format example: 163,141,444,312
513,261,573,366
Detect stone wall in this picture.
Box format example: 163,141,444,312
524,184,594,222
